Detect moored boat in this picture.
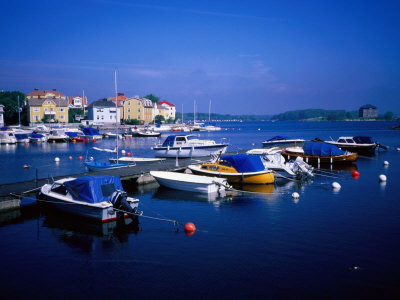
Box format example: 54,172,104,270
0,131,17,144
324,136,378,154
47,129,69,143
188,154,274,184
281,142,358,165
37,175,141,222
262,136,305,148
150,171,228,195
134,129,161,137
109,157,166,164
153,134,228,158
82,127,103,141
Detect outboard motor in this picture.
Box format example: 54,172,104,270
110,190,138,218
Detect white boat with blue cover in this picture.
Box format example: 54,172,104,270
38,175,141,222
153,134,228,158
150,171,228,195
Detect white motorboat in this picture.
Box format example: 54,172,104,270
201,125,222,131
153,134,228,158
103,132,123,139
150,171,228,195
29,133,48,143
262,136,305,148
109,157,166,164
247,148,313,179
324,136,378,154
47,129,69,143
38,175,141,222
134,129,161,137
0,131,17,144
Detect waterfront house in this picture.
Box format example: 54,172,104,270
0,105,4,127
86,99,120,125
141,98,154,123
27,89,69,124
68,95,88,109
158,100,176,121
108,93,127,122
123,96,142,122
359,104,378,118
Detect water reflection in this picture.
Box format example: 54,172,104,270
152,186,223,203
41,207,140,251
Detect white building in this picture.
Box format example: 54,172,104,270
86,99,120,125
0,105,4,127
157,100,176,120
68,95,88,109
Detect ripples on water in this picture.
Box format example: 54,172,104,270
1,121,400,298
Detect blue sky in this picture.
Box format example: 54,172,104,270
1,0,399,114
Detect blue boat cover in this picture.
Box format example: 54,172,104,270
65,132,78,137
31,133,44,138
220,154,265,173
15,133,29,139
0,127,9,131
266,135,287,142
353,136,373,144
64,175,124,204
161,135,186,147
304,142,345,156
83,127,100,136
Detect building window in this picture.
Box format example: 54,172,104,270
128,108,131,113
47,101,51,104
128,101,130,105
51,107,54,111
34,115,40,121
101,116,104,120
60,115,64,120
128,115,130,119
110,116,112,120
60,108,64,112
45,107,48,112
138,108,140,112
33,107,40,112
97,116,99,120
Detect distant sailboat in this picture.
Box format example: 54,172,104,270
84,70,135,171
203,99,221,131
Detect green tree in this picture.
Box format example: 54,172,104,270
384,111,393,120
125,119,140,125
154,115,165,124
68,108,84,123
143,94,160,103
0,91,28,125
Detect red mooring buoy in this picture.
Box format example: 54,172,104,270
78,156,83,160
93,139,96,143
352,170,360,178
127,152,131,157
69,156,73,160
184,222,196,233
24,142,28,146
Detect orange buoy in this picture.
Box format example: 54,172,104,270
69,156,73,160
352,170,360,179
127,152,131,157
93,139,96,143
78,156,83,160
72,139,76,143
184,222,196,233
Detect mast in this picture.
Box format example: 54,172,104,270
17,95,20,126
115,70,119,162
209,99,211,122
194,99,196,124
182,104,183,124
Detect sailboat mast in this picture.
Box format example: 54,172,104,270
209,99,211,122
182,104,184,124
194,99,196,124
115,70,119,162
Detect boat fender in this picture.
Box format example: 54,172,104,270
292,192,300,199
379,174,387,182
383,161,389,166
332,182,341,190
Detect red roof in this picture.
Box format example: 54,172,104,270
158,100,175,107
28,89,66,98
108,93,127,107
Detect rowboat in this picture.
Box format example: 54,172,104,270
150,171,228,195
281,142,358,165
109,157,166,164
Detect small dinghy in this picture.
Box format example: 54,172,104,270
38,175,141,222
109,157,166,164
150,171,228,195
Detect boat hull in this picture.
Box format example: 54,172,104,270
262,140,305,149
281,150,358,164
153,144,228,158
324,142,376,155
84,161,135,171
109,157,165,164
38,191,139,222
188,165,274,185
150,171,227,194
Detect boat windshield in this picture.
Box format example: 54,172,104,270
345,139,354,143
186,135,197,140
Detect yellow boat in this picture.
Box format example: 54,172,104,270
188,154,274,185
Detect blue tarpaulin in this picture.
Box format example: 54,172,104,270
64,175,124,204
83,127,100,136
304,142,345,156
220,154,265,172
31,133,44,138
266,136,287,141
65,132,78,138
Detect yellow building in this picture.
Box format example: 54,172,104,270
141,98,153,122
27,89,69,123
123,96,142,121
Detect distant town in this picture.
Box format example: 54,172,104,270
0,89,397,127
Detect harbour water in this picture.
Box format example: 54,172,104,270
1,121,400,299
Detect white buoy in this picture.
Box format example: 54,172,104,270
90,156,94,161
54,157,60,162
332,182,341,190
379,174,387,182
258,128,261,131
292,192,300,199
121,150,126,155
383,161,389,166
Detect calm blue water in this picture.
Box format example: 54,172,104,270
1,121,400,299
